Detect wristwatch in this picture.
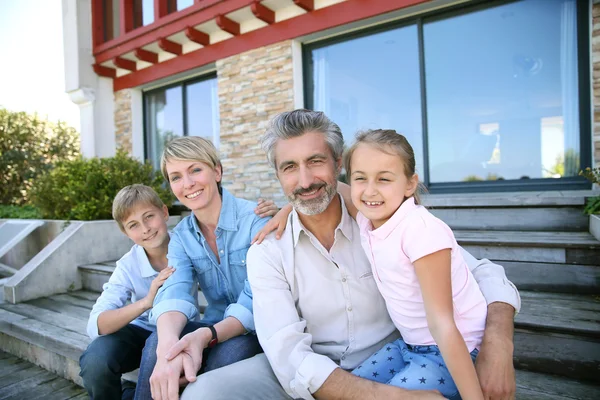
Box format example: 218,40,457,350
207,325,218,348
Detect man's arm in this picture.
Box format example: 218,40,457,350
460,247,518,400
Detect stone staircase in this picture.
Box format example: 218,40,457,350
0,190,598,398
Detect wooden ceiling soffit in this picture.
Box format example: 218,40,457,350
93,64,117,78
113,56,137,71
158,38,183,55
251,1,275,24
185,27,210,46
216,14,240,36
134,48,159,64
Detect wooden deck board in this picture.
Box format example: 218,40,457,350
455,230,600,248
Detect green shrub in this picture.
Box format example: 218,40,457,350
0,205,42,219
30,150,174,220
579,167,600,215
0,108,80,205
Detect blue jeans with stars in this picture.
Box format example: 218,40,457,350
351,338,479,400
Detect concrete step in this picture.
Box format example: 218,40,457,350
503,261,600,294
78,262,116,293
457,230,600,265
514,291,600,382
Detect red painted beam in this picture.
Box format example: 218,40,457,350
216,14,240,36
251,1,275,24
113,0,432,91
93,64,117,78
158,38,182,55
155,0,169,20
185,26,210,46
294,0,314,12
94,0,252,62
91,0,105,46
134,48,159,63
113,57,137,71
120,0,135,34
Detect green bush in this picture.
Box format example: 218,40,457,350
579,167,600,215
30,150,174,220
0,205,42,219
0,108,80,205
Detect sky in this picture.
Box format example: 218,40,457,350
0,0,80,130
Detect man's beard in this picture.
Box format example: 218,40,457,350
287,181,337,216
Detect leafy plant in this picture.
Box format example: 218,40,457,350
30,150,174,220
0,108,80,205
579,167,600,215
0,205,42,219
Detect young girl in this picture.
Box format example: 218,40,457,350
344,129,486,400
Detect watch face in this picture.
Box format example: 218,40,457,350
209,338,218,348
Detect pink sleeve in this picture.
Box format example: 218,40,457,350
401,214,455,263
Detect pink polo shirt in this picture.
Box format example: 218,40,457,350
356,197,487,352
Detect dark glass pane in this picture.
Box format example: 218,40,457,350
311,25,424,177
424,0,580,183
146,86,184,168
186,78,220,147
103,0,120,40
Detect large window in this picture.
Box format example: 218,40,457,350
305,0,590,192
144,75,220,168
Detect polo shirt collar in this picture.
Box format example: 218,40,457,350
370,196,419,240
135,244,159,278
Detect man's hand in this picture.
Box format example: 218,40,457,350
144,266,175,309
475,334,516,400
164,328,212,382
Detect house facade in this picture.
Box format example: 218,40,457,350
62,0,599,203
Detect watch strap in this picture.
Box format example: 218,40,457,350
207,325,218,348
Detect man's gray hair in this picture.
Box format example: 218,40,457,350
261,109,344,168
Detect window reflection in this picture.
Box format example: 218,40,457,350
187,79,220,148
424,0,580,183
146,87,184,168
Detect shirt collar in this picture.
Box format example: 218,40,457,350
135,244,159,278
189,188,238,235
370,196,419,240
291,194,354,247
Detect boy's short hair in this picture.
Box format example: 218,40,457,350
112,184,165,231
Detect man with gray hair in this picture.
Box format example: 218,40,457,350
181,109,520,400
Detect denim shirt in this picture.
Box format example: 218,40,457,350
149,188,270,332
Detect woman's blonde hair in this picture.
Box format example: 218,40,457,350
343,129,423,204
160,136,223,190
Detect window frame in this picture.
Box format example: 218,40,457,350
303,0,592,193
142,73,219,165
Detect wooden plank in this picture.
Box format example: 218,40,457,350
26,298,91,321
455,230,600,248
0,303,87,336
514,328,600,382
503,261,600,294
0,365,46,390
515,369,600,400
0,358,32,380
421,190,596,207
0,371,56,398
515,292,600,337
463,245,566,264
5,376,76,400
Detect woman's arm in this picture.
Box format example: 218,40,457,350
336,181,358,219
414,249,484,400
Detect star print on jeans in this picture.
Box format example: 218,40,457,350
387,357,394,362
372,372,379,378
419,377,427,384
438,378,446,384
421,364,427,368
386,346,392,351
371,360,378,365
389,369,396,374
401,377,407,383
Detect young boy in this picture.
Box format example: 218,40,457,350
79,184,179,400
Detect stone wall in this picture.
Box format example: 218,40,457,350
114,89,133,153
217,40,295,204
593,0,600,167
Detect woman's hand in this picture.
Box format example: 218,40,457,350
143,266,175,309
254,198,279,218
252,204,293,244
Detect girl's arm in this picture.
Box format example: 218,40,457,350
413,249,484,400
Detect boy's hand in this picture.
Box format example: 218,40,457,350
252,204,292,244
144,267,175,309
254,198,278,218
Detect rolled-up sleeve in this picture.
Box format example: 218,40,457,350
149,233,198,324
247,242,338,399
460,246,521,313
87,264,132,340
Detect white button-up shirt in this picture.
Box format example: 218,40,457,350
247,196,521,399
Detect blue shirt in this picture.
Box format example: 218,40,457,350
150,188,270,332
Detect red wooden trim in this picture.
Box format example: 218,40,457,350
251,1,275,24
91,0,105,46
158,38,182,55
155,0,169,19
216,14,240,36
93,64,117,78
294,0,314,12
167,0,177,13
120,0,135,34
113,56,137,71
134,48,159,63
133,0,144,28
94,0,252,61
113,0,432,91
185,26,210,46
